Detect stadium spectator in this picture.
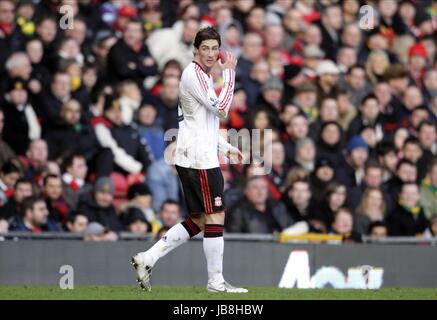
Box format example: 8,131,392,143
282,63,307,105
263,140,287,201
107,19,158,85
121,182,159,233
283,113,309,163
315,60,341,103
83,221,118,241
292,137,316,174
146,17,199,70
65,213,88,235
417,120,436,157
341,65,373,108
318,4,343,61
0,217,8,234
309,157,335,202
0,108,15,168
316,121,344,167
375,141,398,182
35,15,59,72
330,207,362,243
42,174,70,225
44,99,99,161
315,182,348,230
347,161,392,213
0,161,20,206
61,153,91,211
158,199,182,231
367,221,388,240
402,136,430,182
422,215,437,239
291,82,318,122
2,52,33,94
281,178,322,232
2,77,41,155
309,97,340,139
340,23,363,52
26,38,50,87
384,159,418,209
387,182,429,236
135,103,165,160
334,135,369,188
347,94,383,140
34,71,73,128
21,138,48,184
9,195,61,233
91,30,117,82
242,58,270,107
235,32,263,82
146,142,180,214
424,69,437,103
226,176,292,234
92,95,152,177
354,187,387,235
147,75,180,131
77,176,124,232
0,0,20,74
253,75,284,129
365,50,390,84
243,5,265,36
0,178,34,221
420,159,437,220
124,206,152,235
116,80,142,125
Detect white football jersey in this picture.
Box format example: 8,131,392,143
175,61,236,169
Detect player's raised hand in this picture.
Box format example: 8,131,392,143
218,51,237,71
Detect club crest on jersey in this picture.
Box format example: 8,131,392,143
214,196,222,207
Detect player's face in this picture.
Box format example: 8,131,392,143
195,39,220,71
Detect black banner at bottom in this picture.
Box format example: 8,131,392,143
1,300,435,319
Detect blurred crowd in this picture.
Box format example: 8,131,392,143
0,0,436,242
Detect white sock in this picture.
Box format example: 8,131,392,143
144,223,190,266
203,225,225,285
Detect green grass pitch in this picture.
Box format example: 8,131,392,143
1,286,437,300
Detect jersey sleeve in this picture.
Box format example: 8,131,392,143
188,65,235,119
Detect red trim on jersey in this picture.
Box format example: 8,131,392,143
192,61,208,74
194,64,209,93
199,170,211,213
218,69,234,110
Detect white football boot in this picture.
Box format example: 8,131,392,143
131,253,154,292
207,281,248,293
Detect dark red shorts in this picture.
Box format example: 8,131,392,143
175,165,225,216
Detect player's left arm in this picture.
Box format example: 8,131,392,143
218,134,244,164
214,51,238,118
189,52,237,119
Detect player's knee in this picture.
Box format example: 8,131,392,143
190,216,205,230
205,211,225,224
